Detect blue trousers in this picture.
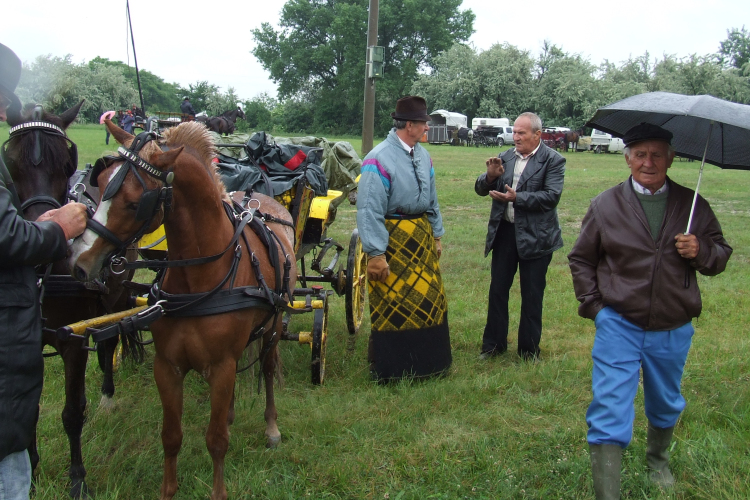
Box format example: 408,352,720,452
586,307,694,448
0,450,31,500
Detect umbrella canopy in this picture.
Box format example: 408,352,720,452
585,92,750,170
99,110,116,124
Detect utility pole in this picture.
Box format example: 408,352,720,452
361,0,380,156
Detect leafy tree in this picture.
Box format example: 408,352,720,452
17,55,138,123
243,92,276,131
534,53,599,128
88,57,181,113
718,26,750,71
252,0,474,134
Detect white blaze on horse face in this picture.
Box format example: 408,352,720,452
69,165,121,264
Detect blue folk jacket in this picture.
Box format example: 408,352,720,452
357,129,444,256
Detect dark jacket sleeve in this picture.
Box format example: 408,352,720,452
567,202,605,321
514,151,566,213
689,195,732,276
0,180,67,268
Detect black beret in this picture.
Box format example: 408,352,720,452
622,122,673,146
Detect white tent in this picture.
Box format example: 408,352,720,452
428,109,467,128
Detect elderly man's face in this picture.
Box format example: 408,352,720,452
513,116,541,156
625,140,674,193
405,120,429,147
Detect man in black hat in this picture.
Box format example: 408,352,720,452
0,42,88,499
356,95,451,382
568,122,732,499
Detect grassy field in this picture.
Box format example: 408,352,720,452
2,123,748,499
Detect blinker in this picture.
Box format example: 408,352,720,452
136,189,161,221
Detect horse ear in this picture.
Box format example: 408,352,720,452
151,147,184,169
105,118,134,145
59,100,85,129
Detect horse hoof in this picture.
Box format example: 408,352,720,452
70,479,93,499
99,394,115,412
266,434,281,449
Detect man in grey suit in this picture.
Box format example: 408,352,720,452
475,112,565,360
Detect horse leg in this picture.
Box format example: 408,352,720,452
97,336,118,408
206,360,237,500
61,340,92,499
154,354,185,500
262,332,281,449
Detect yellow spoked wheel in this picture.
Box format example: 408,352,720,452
345,229,367,335
112,342,123,373
310,297,329,385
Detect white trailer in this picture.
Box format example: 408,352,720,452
427,110,468,144
471,117,510,130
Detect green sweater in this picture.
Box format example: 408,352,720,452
635,190,668,241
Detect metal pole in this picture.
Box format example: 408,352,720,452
685,120,714,234
361,0,379,156
126,0,146,115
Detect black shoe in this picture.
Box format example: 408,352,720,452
478,348,505,360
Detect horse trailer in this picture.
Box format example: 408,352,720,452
427,109,467,144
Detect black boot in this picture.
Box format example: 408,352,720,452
646,422,675,487
589,444,621,500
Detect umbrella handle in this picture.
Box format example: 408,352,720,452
685,121,713,234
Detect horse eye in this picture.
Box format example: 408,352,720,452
127,202,139,211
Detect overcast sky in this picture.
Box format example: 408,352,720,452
4,0,748,107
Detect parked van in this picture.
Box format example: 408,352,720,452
590,129,624,154
472,117,510,130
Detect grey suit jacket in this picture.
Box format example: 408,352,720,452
474,141,565,259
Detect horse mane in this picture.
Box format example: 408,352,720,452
134,121,229,202
5,103,71,175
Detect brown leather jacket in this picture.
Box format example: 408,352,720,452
568,177,732,331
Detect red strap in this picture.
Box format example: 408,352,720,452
284,150,307,170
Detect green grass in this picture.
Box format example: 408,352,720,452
2,123,749,499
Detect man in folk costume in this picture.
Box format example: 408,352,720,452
357,95,451,382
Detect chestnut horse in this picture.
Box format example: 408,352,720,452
563,128,585,152
3,102,137,498
68,120,296,500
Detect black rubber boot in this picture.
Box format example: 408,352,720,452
589,444,621,500
646,422,675,487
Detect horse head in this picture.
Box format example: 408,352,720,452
3,101,84,222
69,121,185,282
236,106,245,121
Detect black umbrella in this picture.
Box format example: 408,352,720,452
586,91,750,233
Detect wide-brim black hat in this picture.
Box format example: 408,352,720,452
622,122,673,146
391,95,431,122
0,42,22,111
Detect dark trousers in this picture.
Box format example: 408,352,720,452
482,220,553,358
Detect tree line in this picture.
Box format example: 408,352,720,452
12,3,750,137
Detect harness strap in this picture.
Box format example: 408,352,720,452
148,286,274,317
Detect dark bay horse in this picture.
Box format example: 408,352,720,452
69,120,296,500
3,102,137,498
206,107,245,135
564,128,585,152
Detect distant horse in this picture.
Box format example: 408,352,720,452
4,101,137,498
563,128,585,152
70,121,296,500
206,107,246,135
456,127,473,146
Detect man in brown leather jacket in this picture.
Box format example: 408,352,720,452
568,123,732,499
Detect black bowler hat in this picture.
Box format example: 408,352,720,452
391,95,431,122
0,42,22,111
622,122,673,146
